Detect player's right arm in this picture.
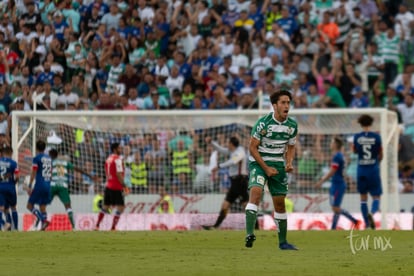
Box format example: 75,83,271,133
27,158,38,194
249,137,277,177
250,117,277,177
316,164,337,188
211,141,230,155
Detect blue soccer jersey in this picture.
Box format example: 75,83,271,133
331,152,346,185
330,152,346,207
32,153,52,187
28,153,52,205
353,132,382,171
0,157,19,207
353,131,383,195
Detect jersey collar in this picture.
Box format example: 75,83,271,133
272,112,287,124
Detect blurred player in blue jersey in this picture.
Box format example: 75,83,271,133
0,146,19,231
353,115,382,229
26,140,53,231
316,137,359,230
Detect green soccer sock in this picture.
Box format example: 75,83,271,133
274,212,288,244
245,203,258,235
67,209,75,229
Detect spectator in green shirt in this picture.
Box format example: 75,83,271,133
313,80,346,108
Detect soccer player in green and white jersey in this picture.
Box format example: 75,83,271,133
245,89,298,250
49,148,94,230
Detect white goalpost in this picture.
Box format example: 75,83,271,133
11,108,401,230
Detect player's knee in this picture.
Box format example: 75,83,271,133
274,206,285,213
332,206,341,213
222,200,231,210
248,188,262,205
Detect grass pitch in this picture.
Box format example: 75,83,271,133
1,230,413,276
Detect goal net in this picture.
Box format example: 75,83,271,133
11,109,400,230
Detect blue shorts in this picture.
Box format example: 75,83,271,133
0,186,17,207
28,186,51,206
329,183,346,207
357,171,382,196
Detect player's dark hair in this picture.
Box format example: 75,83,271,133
49,148,58,159
333,136,344,149
2,146,12,155
110,142,120,152
229,136,240,147
270,88,292,104
358,114,374,127
36,140,46,152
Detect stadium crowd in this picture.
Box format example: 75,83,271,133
1,0,414,194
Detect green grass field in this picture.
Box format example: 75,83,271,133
1,230,413,276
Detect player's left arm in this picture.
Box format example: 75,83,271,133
26,161,37,194
115,158,126,187
378,135,383,162
28,163,37,188
285,127,297,172
14,167,20,184
285,144,296,172
378,146,383,162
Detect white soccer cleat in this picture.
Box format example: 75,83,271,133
28,221,41,231
2,222,11,232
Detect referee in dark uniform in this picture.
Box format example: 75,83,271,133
202,136,249,230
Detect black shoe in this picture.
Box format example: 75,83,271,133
367,213,376,229
202,225,215,230
41,220,50,231
245,234,256,248
279,242,298,250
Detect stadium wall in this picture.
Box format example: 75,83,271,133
16,194,413,231
22,213,412,231
15,194,414,214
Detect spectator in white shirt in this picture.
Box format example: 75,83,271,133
219,33,235,58
154,56,170,80
266,22,290,44
166,65,184,100
137,0,155,25
391,71,414,90
231,44,249,69
395,93,414,126
0,13,14,42
15,23,38,45
57,82,80,109
250,46,271,81
395,3,414,40
128,87,144,109
101,3,122,32
395,3,414,65
193,0,210,24
32,82,59,110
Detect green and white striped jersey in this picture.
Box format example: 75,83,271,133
364,53,384,76
336,14,351,44
51,158,74,188
374,33,400,64
250,112,298,163
107,63,125,92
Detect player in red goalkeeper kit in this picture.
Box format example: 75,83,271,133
95,142,130,231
